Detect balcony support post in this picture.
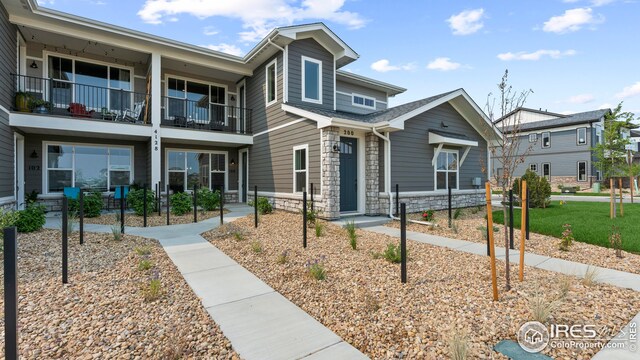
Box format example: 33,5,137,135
150,52,162,187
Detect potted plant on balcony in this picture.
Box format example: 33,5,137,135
30,98,52,114
15,91,32,112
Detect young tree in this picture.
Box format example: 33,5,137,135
593,102,637,217
485,70,533,291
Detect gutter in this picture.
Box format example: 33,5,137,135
372,127,395,218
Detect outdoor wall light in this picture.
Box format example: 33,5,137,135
230,158,236,166
440,121,448,128
30,150,38,159
30,60,38,69
230,95,236,102
332,143,341,153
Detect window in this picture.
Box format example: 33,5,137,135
542,132,551,148
529,163,538,173
265,59,277,106
577,128,587,145
353,94,375,109
293,145,308,193
578,162,587,182
542,163,550,181
167,77,226,122
595,128,601,144
301,56,322,104
529,133,537,143
167,150,226,193
45,144,132,193
596,170,602,181
435,150,458,190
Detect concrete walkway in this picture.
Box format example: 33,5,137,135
47,205,367,360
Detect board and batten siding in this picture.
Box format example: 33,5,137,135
389,102,487,191
0,2,15,198
287,38,334,111
250,119,321,193
24,135,149,195
336,80,387,115
245,52,284,134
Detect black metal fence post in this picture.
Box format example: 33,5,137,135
303,191,307,248
193,184,198,223
4,226,18,360
62,197,68,284
509,189,514,250
448,187,452,228
310,183,314,212
166,186,170,225
79,190,84,245
143,187,148,227
120,185,125,234
254,185,258,228
401,203,407,284
157,182,161,216
526,188,530,240
220,188,224,225
395,184,399,217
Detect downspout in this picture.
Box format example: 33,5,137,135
372,127,395,218
267,39,286,103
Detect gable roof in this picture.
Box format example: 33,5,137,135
501,109,610,132
336,70,406,96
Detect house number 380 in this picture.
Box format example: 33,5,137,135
343,130,354,135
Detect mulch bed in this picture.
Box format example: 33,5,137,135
203,211,640,359
79,210,224,227
386,207,640,275
0,229,238,359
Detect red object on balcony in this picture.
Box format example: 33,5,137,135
68,103,95,118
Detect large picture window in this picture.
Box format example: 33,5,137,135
265,59,277,106
293,145,308,193
167,150,227,193
45,143,132,193
435,150,458,190
166,77,226,124
302,56,322,104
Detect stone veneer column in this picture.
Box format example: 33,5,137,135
365,132,380,215
321,127,340,219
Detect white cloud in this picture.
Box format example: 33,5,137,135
599,103,613,109
567,94,595,104
426,57,462,71
447,8,485,35
203,26,219,36
36,0,55,4
543,8,603,33
616,82,640,98
370,59,416,72
138,0,367,42
497,49,576,61
200,43,244,56
591,0,615,6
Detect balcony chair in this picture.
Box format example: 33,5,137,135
63,187,81,200
122,101,145,123
68,103,95,118
108,185,129,211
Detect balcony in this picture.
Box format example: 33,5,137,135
12,74,150,125
160,96,252,135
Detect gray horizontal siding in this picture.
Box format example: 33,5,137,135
0,111,13,197
512,153,591,179
0,3,15,110
250,119,321,193
390,102,487,191
287,38,334,111
245,53,284,134
336,80,387,115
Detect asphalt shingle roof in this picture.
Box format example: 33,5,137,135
502,109,609,132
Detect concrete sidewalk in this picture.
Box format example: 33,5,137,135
47,205,367,360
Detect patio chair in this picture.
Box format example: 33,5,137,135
108,185,129,211
122,101,145,123
63,187,81,200
68,103,95,118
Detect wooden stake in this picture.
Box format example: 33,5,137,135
619,178,624,217
519,180,527,282
485,182,499,301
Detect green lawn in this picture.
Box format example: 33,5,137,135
493,201,640,253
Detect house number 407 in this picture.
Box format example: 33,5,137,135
343,130,354,135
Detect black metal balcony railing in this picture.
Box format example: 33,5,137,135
160,96,252,135
12,74,150,124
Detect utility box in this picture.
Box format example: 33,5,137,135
472,177,482,187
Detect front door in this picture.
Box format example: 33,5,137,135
340,137,357,212
241,150,248,203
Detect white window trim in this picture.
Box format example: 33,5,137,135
577,161,588,182
528,133,537,143
265,58,278,107
577,127,587,145
301,56,322,105
542,163,551,180
541,132,551,148
293,144,309,194
529,163,538,173
165,148,229,192
434,149,459,191
352,93,376,109
43,141,134,195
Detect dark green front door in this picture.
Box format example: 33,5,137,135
340,137,357,212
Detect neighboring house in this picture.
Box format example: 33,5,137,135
492,107,611,190
0,0,499,218
631,129,640,164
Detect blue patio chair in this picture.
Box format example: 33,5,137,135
108,185,129,210
63,187,80,200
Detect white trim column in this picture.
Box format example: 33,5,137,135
151,52,162,187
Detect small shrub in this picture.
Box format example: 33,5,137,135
197,188,220,211
448,329,469,360
609,225,623,258
15,203,46,233
305,257,326,280
170,192,192,216
276,249,289,264
0,210,18,230
315,221,324,237
528,292,557,323
513,170,551,208
250,197,273,215
363,290,380,313
142,276,162,302
421,209,434,221
557,275,572,300
66,215,78,236
303,209,318,226
451,220,459,234
477,225,499,240
250,240,263,254
111,223,122,241
127,188,156,216
559,223,574,251
380,243,402,263
68,192,102,218
138,259,153,271
453,208,463,219
25,190,39,204
346,220,357,250
135,246,152,256
583,266,599,286
233,232,245,241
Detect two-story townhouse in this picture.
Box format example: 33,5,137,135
0,0,501,219
492,107,611,190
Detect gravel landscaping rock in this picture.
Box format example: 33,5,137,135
203,211,640,359
0,229,238,359
386,207,640,275
78,209,225,227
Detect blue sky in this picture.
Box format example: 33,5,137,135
38,0,640,117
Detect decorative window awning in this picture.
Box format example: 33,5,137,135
428,130,478,168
